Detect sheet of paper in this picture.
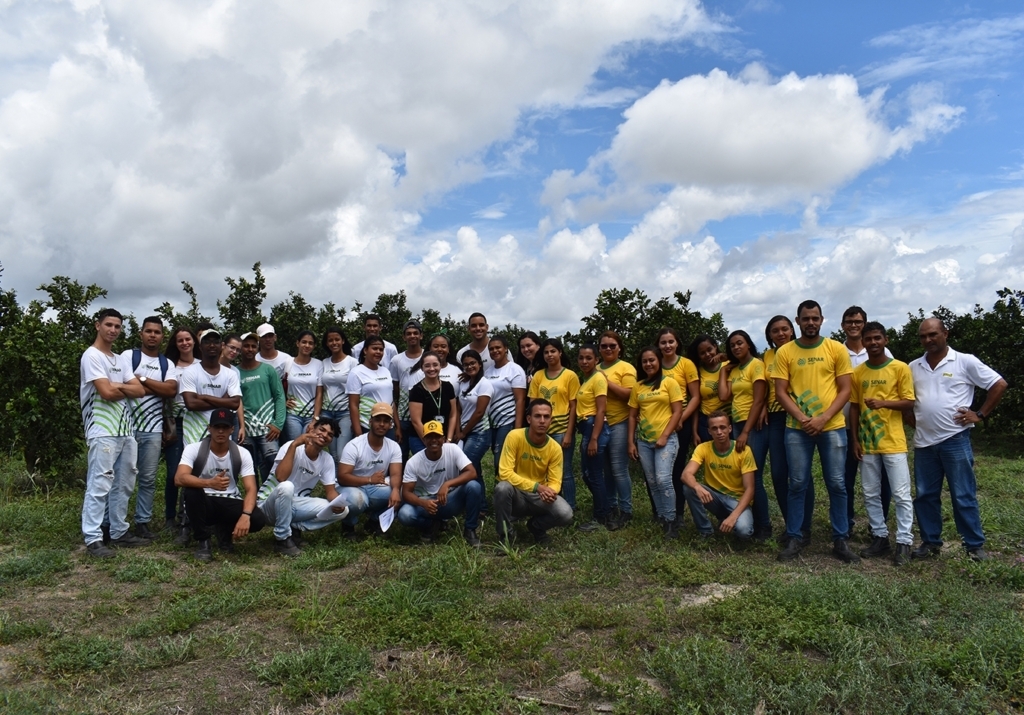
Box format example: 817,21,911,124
378,506,396,532
315,493,349,520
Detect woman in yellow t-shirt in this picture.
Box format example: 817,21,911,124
528,338,580,510
657,327,701,523
687,334,729,446
763,315,813,542
628,347,684,538
718,329,770,540
597,330,637,525
575,344,614,531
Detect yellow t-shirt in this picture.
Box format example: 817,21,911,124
699,364,728,415
851,359,915,454
773,338,853,431
576,372,608,420
528,367,580,436
599,360,637,426
728,357,766,422
690,441,756,499
662,357,699,408
498,427,564,493
763,347,783,413
628,376,683,442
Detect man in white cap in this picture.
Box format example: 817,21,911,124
254,323,293,381
337,402,403,534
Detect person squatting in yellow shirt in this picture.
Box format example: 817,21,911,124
849,322,916,566
494,398,574,547
679,410,755,539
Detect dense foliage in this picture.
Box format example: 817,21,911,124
0,261,1017,480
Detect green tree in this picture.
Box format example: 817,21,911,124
218,262,268,334
155,281,213,331
269,292,319,356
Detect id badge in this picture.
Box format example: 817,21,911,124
435,415,445,424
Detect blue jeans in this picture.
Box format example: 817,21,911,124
133,431,162,525
320,410,353,463
259,480,348,541
398,481,483,532
409,434,426,456
461,430,491,498
284,414,313,443
491,423,515,474
339,484,395,526
767,411,812,536
604,421,633,515
163,416,184,522
550,432,576,510
578,417,611,521
914,430,984,549
636,434,679,523
83,435,138,544
785,427,848,541
695,412,711,443
243,433,280,485
683,484,754,538
733,420,770,533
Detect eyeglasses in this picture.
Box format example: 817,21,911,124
842,319,865,326
599,344,618,350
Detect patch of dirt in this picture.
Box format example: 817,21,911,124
679,582,746,607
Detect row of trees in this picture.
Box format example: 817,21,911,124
0,261,1019,481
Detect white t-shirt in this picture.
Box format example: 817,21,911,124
258,440,337,503
351,339,399,369
457,344,493,372
458,377,493,434
285,359,323,417
321,355,358,413
120,350,176,434
390,350,424,421
910,348,1002,449
340,434,403,485
485,361,527,427
345,364,394,428
80,347,135,439
179,363,243,444
403,443,472,496
255,351,293,381
179,440,254,499
439,362,461,386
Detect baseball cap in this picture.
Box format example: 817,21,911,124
209,408,235,427
403,319,423,332
198,328,222,342
256,323,275,338
422,421,444,437
240,332,256,342
370,402,393,419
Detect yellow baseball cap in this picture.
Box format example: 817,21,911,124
423,420,444,437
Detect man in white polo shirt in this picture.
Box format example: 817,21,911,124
907,317,1007,562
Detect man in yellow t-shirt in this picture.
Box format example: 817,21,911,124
494,399,573,546
850,322,916,566
773,299,859,564
680,411,755,539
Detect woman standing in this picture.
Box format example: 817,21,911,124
408,351,458,454
320,327,358,462
515,331,542,384
456,349,492,493
576,343,614,531
284,331,323,442
528,338,580,510
346,336,397,438
628,346,684,538
688,335,728,446
763,315,813,544
658,327,701,522
428,334,462,385
163,326,200,530
485,336,527,472
597,330,637,526
718,330,771,540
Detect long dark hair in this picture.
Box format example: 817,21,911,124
358,335,385,365
458,349,486,391
636,346,663,389
322,326,353,356
687,334,719,369
515,331,541,373
656,327,683,359
534,337,571,374
428,333,461,369
764,315,795,349
165,326,200,363
724,330,760,363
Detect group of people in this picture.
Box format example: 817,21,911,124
79,302,1007,565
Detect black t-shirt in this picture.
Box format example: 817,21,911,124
409,380,456,426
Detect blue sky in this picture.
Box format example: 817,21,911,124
1,1,1022,340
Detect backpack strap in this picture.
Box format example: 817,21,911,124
191,437,212,476
158,353,169,381
131,348,141,373
228,440,242,480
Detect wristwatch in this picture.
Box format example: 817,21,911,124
139,376,148,384
976,410,986,420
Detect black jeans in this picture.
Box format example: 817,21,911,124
182,489,267,541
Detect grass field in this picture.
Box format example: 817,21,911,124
1,435,1022,714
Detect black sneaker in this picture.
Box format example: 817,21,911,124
911,543,941,560
341,522,360,541
893,544,911,567
164,517,178,533
859,536,892,558
618,511,633,526
215,526,234,554
778,538,804,562
752,526,773,543
527,518,552,546
576,520,600,533
110,532,150,548
599,515,620,532
194,540,213,563
275,537,301,557
101,524,111,545
662,519,679,540
463,527,481,548
290,528,305,549
174,526,191,547
967,547,990,562
135,523,157,541
86,541,116,559
832,539,861,564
